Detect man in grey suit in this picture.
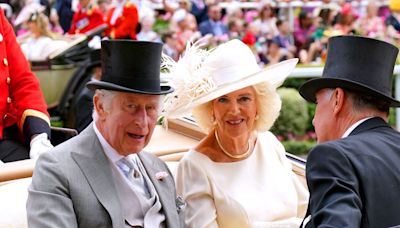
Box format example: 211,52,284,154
27,40,184,228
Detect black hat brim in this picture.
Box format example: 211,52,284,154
299,77,400,107
86,80,174,95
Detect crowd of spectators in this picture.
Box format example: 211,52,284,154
2,0,400,65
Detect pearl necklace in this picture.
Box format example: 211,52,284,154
214,130,252,159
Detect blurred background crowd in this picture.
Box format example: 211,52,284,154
2,0,400,66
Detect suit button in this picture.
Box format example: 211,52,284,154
3,58,8,66
0,33,3,42
6,77,10,84
7,97,11,103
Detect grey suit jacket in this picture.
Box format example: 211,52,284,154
27,124,183,228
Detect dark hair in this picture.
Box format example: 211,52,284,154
260,3,275,18
161,31,173,43
346,89,390,113
227,19,237,30
318,8,332,27
276,19,283,27
266,37,281,48
299,11,308,21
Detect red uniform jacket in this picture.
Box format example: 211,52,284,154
105,2,139,40
0,9,50,140
68,5,105,35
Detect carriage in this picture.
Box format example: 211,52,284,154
0,116,306,227
0,24,307,227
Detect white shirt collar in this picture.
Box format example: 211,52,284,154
93,123,138,164
341,117,373,138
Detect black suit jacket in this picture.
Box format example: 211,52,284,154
74,86,94,133
304,117,400,227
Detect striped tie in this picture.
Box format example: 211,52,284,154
117,156,150,198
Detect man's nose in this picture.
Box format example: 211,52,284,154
134,107,148,128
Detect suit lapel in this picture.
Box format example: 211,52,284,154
71,126,125,227
138,152,179,227
349,117,390,136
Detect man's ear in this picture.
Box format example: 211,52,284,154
332,88,346,115
93,94,106,120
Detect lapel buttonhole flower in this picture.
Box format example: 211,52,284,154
155,171,169,181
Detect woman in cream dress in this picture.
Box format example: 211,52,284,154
164,39,309,228
20,12,68,61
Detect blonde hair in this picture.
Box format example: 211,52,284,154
192,82,281,133
29,12,53,38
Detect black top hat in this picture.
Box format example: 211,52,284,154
87,40,173,95
299,36,400,107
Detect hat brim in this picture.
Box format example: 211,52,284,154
299,77,400,107
86,80,174,95
168,58,299,118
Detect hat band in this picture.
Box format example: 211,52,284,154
103,75,161,92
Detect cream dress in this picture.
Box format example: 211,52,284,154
176,131,309,228
21,36,68,61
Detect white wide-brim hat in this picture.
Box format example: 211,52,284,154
163,39,299,119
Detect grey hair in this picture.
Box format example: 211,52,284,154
92,89,119,121
345,89,390,114
192,82,282,133
92,89,164,121
319,88,389,114
322,88,334,101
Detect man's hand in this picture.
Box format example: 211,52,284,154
30,133,54,160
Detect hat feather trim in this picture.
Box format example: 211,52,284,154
162,37,214,118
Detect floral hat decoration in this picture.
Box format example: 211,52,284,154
162,38,299,119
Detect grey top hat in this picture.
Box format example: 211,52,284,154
299,36,400,107
87,40,174,95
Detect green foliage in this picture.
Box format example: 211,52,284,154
280,77,317,132
157,116,165,125
306,102,316,131
282,140,316,156
271,88,309,138
281,78,309,90
389,107,397,127
50,116,63,127
153,17,170,34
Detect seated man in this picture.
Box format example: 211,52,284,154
27,40,184,227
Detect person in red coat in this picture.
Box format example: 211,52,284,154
105,0,139,39
0,8,53,162
68,0,105,35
